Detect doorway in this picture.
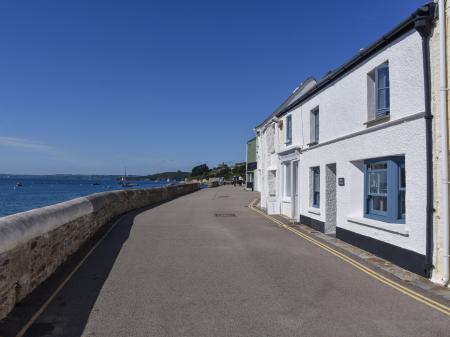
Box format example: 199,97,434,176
292,161,299,221
325,163,337,233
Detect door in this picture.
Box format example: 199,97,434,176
292,161,299,221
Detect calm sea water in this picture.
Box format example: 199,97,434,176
0,176,168,217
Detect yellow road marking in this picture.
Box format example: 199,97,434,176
248,198,450,316
15,214,126,337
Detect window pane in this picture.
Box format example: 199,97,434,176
385,88,390,110
314,170,320,191
377,66,389,89
399,190,405,216
369,172,378,194
368,162,387,170
286,116,292,141
400,166,406,188
315,111,319,142
376,65,390,115
372,196,388,212
314,192,320,206
368,171,387,195
379,171,387,194
312,167,320,207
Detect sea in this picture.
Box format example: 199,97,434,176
0,176,169,218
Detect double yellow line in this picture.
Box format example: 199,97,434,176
248,198,450,316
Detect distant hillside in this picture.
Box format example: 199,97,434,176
128,171,190,181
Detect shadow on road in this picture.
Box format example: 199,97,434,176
0,205,156,337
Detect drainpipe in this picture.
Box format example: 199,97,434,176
438,0,449,286
415,3,436,277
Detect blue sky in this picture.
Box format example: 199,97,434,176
0,0,425,175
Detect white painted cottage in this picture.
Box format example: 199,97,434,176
254,3,437,278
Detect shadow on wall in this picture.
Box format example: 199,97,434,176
0,204,155,337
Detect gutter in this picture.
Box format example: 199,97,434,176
438,0,449,286
414,3,437,278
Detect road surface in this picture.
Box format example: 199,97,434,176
2,185,449,337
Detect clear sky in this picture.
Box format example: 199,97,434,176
0,0,426,175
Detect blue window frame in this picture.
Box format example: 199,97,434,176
375,63,390,118
399,162,405,219
286,115,292,144
364,156,405,223
311,166,320,208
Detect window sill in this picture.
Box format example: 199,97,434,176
282,198,291,203
308,207,321,215
347,215,409,236
363,115,390,127
307,141,318,147
284,140,292,145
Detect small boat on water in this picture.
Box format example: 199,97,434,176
92,182,101,186
119,168,137,187
16,182,23,187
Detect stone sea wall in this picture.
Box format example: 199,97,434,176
0,183,199,319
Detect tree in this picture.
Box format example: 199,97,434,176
191,164,209,177
231,163,246,177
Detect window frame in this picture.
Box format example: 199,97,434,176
375,63,390,118
310,107,319,145
364,156,405,223
311,166,320,208
285,115,292,144
367,62,390,122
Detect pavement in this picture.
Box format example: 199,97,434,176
1,185,449,337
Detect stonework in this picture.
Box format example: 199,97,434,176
0,183,200,319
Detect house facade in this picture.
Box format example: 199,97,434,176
255,3,442,279
246,137,257,191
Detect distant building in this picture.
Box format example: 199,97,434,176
246,137,257,190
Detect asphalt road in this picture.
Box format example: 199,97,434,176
6,186,450,336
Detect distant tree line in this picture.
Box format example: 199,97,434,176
127,163,246,182
128,170,190,181
189,163,245,181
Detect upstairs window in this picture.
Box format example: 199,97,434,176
286,115,292,144
368,62,390,121
310,107,319,144
311,166,320,208
364,156,405,222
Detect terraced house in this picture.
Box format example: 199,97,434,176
254,2,449,283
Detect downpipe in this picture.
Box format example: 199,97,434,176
415,4,436,278
438,0,449,286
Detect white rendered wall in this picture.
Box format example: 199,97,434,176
279,30,425,153
256,29,427,254
299,118,427,254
